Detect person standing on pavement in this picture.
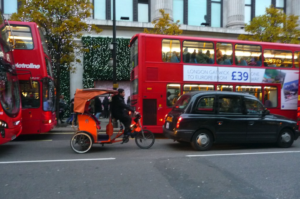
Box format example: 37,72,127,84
59,95,67,123
111,88,137,142
94,96,103,119
103,96,109,118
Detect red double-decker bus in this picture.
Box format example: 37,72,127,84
130,33,300,133
0,17,22,144
8,21,56,134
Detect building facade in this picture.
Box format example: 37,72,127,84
2,0,300,97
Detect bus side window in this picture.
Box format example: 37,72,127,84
264,50,293,68
235,44,262,66
216,43,233,65
264,86,278,108
166,84,181,107
162,39,181,63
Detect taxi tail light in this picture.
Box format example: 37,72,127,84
176,117,182,129
163,114,168,123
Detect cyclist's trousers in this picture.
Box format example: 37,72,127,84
117,115,131,135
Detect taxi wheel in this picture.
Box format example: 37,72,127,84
277,129,294,148
70,132,93,154
191,130,213,151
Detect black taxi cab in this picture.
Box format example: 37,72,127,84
163,91,299,151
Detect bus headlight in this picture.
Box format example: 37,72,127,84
0,120,8,128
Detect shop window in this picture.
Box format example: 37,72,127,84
162,39,181,63
236,86,262,101
264,86,277,108
183,41,214,64
294,51,300,68
235,44,262,66
183,84,214,94
217,85,233,91
167,84,181,107
216,43,233,65
264,50,292,67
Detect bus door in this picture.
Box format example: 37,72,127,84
20,80,42,134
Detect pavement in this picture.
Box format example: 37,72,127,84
52,117,120,132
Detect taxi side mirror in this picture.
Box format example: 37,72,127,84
262,109,270,117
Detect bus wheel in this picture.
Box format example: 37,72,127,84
191,130,213,151
70,132,93,154
277,129,294,148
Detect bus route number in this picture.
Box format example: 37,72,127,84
232,71,248,81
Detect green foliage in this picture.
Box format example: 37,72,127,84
239,6,300,44
144,9,183,35
10,0,102,118
82,37,131,88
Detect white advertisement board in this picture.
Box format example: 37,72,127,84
183,65,299,110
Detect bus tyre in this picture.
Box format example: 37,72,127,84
70,132,93,154
191,130,213,151
277,129,294,148
135,129,155,149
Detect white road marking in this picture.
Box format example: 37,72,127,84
0,158,115,164
186,151,300,157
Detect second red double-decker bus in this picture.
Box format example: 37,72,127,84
130,33,300,133
0,16,22,144
8,21,56,135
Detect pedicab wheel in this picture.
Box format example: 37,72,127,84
135,129,155,149
70,132,93,154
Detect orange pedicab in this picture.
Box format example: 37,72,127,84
70,88,155,153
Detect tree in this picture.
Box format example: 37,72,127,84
144,9,182,35
238,6,300,44
10,0,102,119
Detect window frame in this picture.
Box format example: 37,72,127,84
249,0,286,21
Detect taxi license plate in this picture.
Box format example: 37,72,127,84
166,116,173,122
166,122,169,129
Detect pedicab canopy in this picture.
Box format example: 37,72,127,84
74,88,118,113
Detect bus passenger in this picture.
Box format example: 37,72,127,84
223,55,231,65
256,55,262,66
170,51,179,62
206,50,214,64
216,48,223,64
239,57,247,66
191,50,197,63
196,50,207,63
183,48,191,63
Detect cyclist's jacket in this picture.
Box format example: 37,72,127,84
111,94,134,119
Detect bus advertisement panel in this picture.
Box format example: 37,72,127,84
130,34,300,133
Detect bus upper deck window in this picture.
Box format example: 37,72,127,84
216,43,233,65
9,26,33,50
264,50,292,68
182,41,214,64
235,44,262,66
162,39,181,63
